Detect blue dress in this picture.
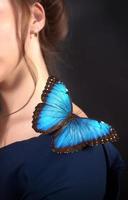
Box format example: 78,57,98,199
0,133,125,200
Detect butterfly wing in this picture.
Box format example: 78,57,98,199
32,76,73,134
51,116,119,153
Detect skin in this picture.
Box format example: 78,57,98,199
0,0,87,148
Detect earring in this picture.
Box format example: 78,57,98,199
30,31,38,38
34,32,38,37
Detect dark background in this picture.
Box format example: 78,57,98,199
54,0,128,199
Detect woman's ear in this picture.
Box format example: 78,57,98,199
30,2,46,36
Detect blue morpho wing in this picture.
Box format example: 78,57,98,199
32,75,119,153
51,116,119,154
32,76,73,134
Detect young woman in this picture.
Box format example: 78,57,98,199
0,0,126,199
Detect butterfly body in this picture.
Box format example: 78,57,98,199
32,76,119,154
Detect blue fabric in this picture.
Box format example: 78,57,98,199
0,134,126,200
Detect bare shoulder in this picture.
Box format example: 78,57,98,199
72,102,88,118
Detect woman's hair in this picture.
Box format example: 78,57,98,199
2,0,69,117
12,0,69,79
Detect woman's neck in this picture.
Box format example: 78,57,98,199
0,58,49,122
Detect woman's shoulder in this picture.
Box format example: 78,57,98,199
73,102,126,172
102,142,126,172
72,102,88,117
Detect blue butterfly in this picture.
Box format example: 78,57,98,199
32,75,119,154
